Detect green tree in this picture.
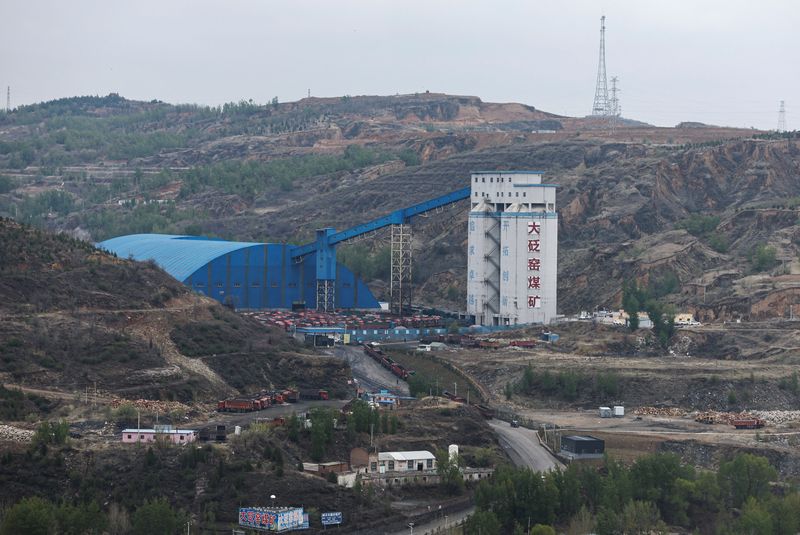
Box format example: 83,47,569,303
113,403,137,424
131,498,182,535
736,497,773,535
676,214,720,236
751,244,778,272
618,500,665,534
630,453,693,524
645,300,675,349
622,281,641,330
0,175,14,194
708,232,729,253
0,497,56,535
435,448,464,495
718,453,777,508
464,510,501,535
287,413,300,442
56,501,107,535
530,524,556,535
381,412,389,434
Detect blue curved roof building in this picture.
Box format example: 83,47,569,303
98,234,380,310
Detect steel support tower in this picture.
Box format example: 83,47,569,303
778,100,787,132
316,279,335,312
608,76,621,131
390,223,412,315
591,16,609,116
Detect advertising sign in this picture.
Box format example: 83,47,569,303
321,512,343,526
238,507,305,532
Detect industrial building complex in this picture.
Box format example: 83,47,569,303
100,171,558,326
467,171,558,326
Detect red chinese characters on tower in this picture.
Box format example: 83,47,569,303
527,258,540,271
527,240,540,253
528,221,541,235
527,295,541,308
527,276,540,289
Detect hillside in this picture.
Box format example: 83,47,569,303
0,218,350,400
1,93,798,322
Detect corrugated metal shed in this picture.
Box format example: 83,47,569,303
99,234,261,282
98,233,380,311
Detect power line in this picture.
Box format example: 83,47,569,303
591,15,609,116
777,100,787,132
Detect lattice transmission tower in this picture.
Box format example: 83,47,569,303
608,76,621,130
777,100,786,132
591,16,609,116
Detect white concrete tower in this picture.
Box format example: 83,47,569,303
467,171,557,326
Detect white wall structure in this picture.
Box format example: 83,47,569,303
467,171,557,326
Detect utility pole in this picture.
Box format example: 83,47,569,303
777,100,787,132
453,382,457,397
591,15,609,116
5,87,9,112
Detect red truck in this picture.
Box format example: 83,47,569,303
732,418,765,429
299,389,329,401
217,398,260,412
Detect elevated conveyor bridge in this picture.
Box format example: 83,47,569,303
291,187,470,314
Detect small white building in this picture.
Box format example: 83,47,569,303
368,451,436,473
122,426,196,444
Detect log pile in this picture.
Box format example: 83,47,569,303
693,411,754,424
633,407,687,417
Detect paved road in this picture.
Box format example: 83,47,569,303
488,420,564,472
332,345,410,396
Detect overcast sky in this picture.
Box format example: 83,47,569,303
1,0,797,129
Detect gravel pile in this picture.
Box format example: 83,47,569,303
0,424,34,442
750,410,800,425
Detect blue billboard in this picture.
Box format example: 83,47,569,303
321,512,343,526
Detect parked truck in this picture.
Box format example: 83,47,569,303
732,418,765,429
299,389,330,401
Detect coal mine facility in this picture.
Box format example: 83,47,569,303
99,187,470,313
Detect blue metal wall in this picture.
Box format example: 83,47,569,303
183,244,379,310
98,235,380,311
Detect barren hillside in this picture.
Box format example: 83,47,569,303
1,93,797,320
0,218,350,400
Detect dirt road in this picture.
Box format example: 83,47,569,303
332,345,410,396
210,399,349,429
488,420,563,472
